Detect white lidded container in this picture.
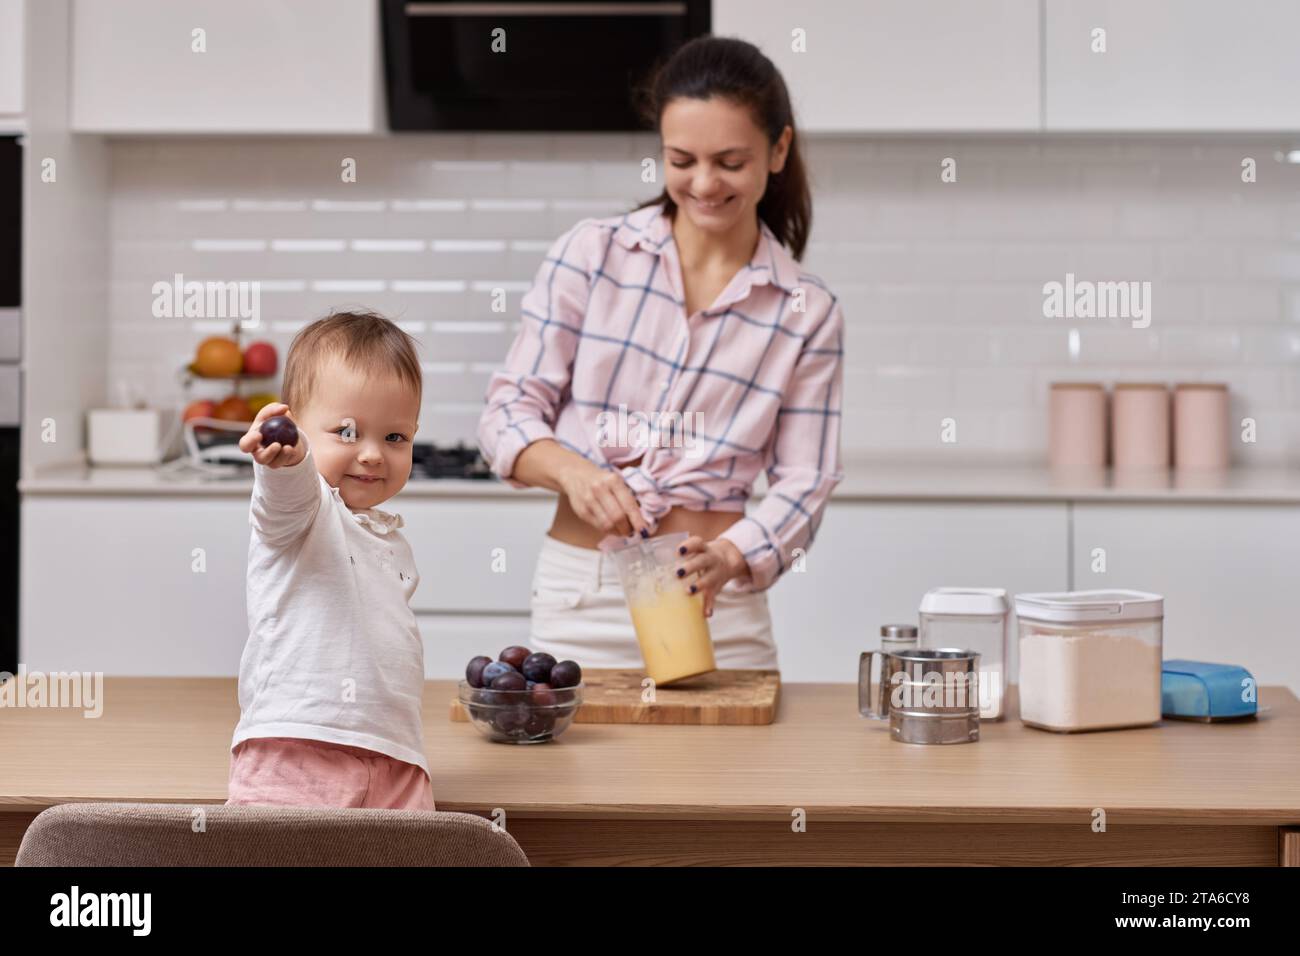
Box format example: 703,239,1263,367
917,587,1008,720
1014,589,1163,732
87,408,178,465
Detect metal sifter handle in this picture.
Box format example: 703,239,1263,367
858,651,889,721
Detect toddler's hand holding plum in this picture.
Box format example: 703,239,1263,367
239,402,307,468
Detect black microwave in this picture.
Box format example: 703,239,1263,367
381,0,711,131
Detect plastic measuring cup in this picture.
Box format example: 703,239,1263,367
606,531,716,685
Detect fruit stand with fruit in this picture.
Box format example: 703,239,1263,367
180,320,280,427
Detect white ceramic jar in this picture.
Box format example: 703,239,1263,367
1173,383,1229,471
1112,383,1170,471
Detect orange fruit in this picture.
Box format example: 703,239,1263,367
192,337,243,377
213,396,254,423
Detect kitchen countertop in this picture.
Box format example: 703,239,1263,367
16,457,1300,503
0,678,1297,866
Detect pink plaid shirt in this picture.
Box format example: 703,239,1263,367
476,201,844,593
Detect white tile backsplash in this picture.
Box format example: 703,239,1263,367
1162,328,1244,364
1205,283,1280,323
106,134,1300,464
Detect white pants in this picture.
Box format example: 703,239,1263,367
528,533,780,670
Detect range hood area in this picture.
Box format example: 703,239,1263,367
382,0,712,131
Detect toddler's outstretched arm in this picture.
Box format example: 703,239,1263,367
241,403,319,548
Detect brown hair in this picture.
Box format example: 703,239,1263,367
281,310,423,412
631,35,813,260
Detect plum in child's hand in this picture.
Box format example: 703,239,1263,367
499,645,532,671
521,652,556,683
550,660,582,689
466,655,493,688
259,415,299,448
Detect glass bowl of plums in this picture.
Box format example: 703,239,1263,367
459,646,583,744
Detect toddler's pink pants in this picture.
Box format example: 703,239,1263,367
226,736,435,811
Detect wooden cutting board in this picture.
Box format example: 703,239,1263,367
449,668,781,725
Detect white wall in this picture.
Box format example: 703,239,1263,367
0,0,25,116
21,0,110,475
100,133,1300,465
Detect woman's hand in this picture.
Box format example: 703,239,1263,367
238,402,308,469
556,459,648,538
673,536,750,618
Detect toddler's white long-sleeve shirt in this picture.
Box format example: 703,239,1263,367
231,447,428,774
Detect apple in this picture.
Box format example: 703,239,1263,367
242,341,278,376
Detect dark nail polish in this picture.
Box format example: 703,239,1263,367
690,584,697,594
639,528,649,538
678,545,686,555
676,568,685,577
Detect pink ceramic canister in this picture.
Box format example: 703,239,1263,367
1112,383,1171,471
1173,383,1230,470
1049,383,1108,469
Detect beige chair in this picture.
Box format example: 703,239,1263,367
15,803,529,867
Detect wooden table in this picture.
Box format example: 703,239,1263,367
2,678,1298,866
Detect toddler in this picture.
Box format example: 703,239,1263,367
225,310,434,810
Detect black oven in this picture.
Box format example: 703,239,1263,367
0,133,20,675
382,0,711,131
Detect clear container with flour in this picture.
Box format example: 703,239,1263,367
1014,589,1164,732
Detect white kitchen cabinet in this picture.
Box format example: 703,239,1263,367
19,491,557,676
70,0,380,133
1071,502,1300,695
1045,0,1300,130
713,0,1041,132
23,491,1298,699
418,613,531,681
20,496,251,675
767,500,1070,683
0,0,24,116
395,496,556,614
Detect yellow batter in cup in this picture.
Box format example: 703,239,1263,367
608,531,717,685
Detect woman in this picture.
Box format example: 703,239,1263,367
476,36,844,670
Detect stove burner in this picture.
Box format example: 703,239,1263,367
410,441,494,480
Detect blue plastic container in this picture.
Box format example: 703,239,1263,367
1161,660,1257,722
